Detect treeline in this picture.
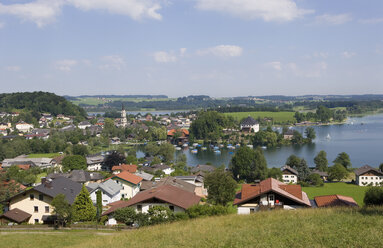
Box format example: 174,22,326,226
0,92,86,119
214,106,292,113
294,101,383,115
294,106,347,123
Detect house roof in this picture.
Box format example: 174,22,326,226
111,164,137,173
33,177,83,204
88,179,122,196
167,129,189,136
16,164,30,170
190,164,216,174
107,171,143,185
102,185,201,216
233,178,311,207
47,170,103,183
314,195,359,208
240,116,258,126
0,208,31,223
354,165,383,176
140,176,196,193
134,171,154,181
281,165,299,176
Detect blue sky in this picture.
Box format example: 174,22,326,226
1,0,383,97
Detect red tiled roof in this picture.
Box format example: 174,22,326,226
16,164,30,170
111,164,137,173
106,171,143,185
167,129,189,137
314,195,359,208
102,185,201,216
234,178,311,207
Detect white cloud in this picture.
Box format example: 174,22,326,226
0,0,163,27
285,61,327,78
265,61,282,71
99,55,126,70
303,52,329,59
153,51,177,63
342,51,356,59
0,0,63,27
55,59,78,71
180,48,187,57
314,13,352,25
0,22,5,29
195,0,314,22
359,18,383,24
4,66,21,72
198,45,243,57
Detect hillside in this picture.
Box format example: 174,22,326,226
1,208,383,248
0,92,86,118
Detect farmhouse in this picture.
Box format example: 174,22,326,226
86,155,104,171
240,116,259,133
281,165,298,184
355,165,383,186
234,178,311,214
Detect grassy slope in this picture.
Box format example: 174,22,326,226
224,111,295,123
2,208,383,248
303,182,368,206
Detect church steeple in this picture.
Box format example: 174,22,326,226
121,103,127,127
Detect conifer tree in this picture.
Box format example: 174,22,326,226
72,185,96,222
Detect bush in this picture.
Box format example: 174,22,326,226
186,204,233,219
364,187,383,206
113,207,136,226
174,212,189,221
306,174,324,187
147,206,174,225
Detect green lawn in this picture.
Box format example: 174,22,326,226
27,153,61,158
303,182,368,206
224,111,296,124
1,208,383,248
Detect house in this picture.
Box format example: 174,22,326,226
355,165,383,186
240,116,259,133
111,164,137,174
106,171,143,199
4,177,83,224
86,155,104,171
140,176,196,193
102,185,201,225
1,156,57,168
78,121,91,130
283,129,294,140
311,170,328,181
110,137,121,145
313,195,359,208
234,178,311,214
15,122,34,133
144,164,175,175
190,164,216,176
0,208,32,225
281,165,298,184
175,176,207,197
87,179,122,206
167,128,189,145
134,170,154,181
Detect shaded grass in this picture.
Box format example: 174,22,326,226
224,111,295,123
2,208,383,248
303,182,368,206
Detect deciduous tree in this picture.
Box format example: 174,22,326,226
205,169,237,205
314,150,328,172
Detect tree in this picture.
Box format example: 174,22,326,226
62,155,87,172
158,143,175,163
204,169,237,205
96,190,102,222
230,147,268,182
268,167,282,181
379,163,383,172
72,144,89,156
314,150,328,172
147,206,174,225
113,207,137,225
316,106,332,123
51,194,72,226
72,185,96,222
144,143,160,157
328,163,348,181
306,173,324,187
286,155,310,181
286,155,301,168
304,127,316,142
333,152,351,169
364,187,383,206
103,151,126,171
190,111,234,141
291,131,304,144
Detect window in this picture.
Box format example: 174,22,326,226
39,194,44,201
34,219,39,224
34,206,38,213
45,206,49,213
376,177,379,180
30,194,34,200
137,205,142,212
250,208,255,213
268,194,274,202
169,205,174,211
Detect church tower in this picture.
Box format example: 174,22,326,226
121,103,127,127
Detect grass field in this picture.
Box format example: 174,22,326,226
1,208,383,248
71,97,175,106
303,182,368,206
27,153,61,158
224,111,296,123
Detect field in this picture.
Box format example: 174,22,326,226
27,153,61,158
1,208,383,248
224,111,296,123
70,97,175,106
303,182,368,206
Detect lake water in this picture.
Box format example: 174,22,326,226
169,114,383,168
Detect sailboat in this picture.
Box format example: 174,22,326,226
326,134,331,140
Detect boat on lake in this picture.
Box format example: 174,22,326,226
191,149,198,154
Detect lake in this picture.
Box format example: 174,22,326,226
172,113,383,168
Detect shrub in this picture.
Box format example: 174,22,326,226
174,212,189,221
306,173,324,187
186,204,233,219
364,187,383,206
113,207,136,226
147,206,174,225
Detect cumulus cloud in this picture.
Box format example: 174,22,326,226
153,51,177,63
195,0,313,22
314,13,352,25
358,18,383,24
198,45,243,57
4,66,21,72
55,59,78,71
0,0,163,27
342,51,356,59
99,55,126,70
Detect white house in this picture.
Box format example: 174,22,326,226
88,179,122,206
15,122,34,133
240,116,259,133
234,178,311,214
86,155,104,171
107,171,143,199
281,165,298,184
78,121,91,130
102,185,201,225
175,176,207,197
355,165,383,186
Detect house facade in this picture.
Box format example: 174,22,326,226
281,165,298,184
240,116,259,133
107,171,143,199
88,179,122,206
234,178,311,214
355,165,383,186
15,122,34,133
86,155,104,171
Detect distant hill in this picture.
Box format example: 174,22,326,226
0,92,87,118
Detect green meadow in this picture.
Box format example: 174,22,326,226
224,111,296,124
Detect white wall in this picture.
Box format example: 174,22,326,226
357,175,383,186
282,174,297,184
90,190,121,206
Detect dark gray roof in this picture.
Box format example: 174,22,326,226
355,165,383,176
47,170,103,183
240,116,258,126
34,177,83,204
88,179,122,196
311,170,329,177
191,164,216,174
281,165,299,175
